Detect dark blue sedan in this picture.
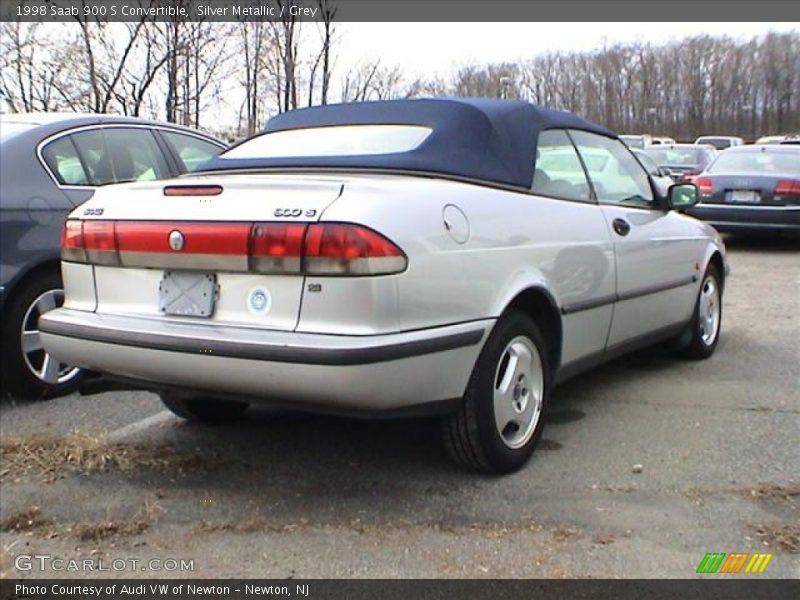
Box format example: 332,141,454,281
688,144,800,234
0,113,225,399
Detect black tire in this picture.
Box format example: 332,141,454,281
159,393,250,424
678,263,723,360
0,271,83,399
442,310,552,474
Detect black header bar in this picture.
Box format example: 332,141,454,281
1,0,799,22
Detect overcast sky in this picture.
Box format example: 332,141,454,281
337,22,799,79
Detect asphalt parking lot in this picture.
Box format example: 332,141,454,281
1,235,798,579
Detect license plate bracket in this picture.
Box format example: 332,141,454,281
159,271,216,318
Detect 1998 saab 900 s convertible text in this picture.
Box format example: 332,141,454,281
39,99,728,473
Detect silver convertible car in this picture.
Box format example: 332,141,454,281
40,99,728,473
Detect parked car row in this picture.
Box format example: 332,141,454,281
619,130,799,234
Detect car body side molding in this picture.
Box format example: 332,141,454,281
39,318,486,366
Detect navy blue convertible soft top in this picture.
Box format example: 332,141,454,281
200,98,617,189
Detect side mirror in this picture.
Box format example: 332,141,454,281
668,183,699,211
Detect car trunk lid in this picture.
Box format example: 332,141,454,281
75,176,343,332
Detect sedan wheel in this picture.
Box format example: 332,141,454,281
0,272,83,399
679,263,723,359
442,310,551,474
493,336,545,450
697,276,721,346
21,289,81,385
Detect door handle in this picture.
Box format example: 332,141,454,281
612,218,631,236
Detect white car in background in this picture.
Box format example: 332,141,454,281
619,134,653,149
694,136,745,150
40,99,728,473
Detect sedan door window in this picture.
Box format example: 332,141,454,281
161,131,223,172
570,130,654,208
65,129,114,186
102,128,170,182
531,129,592,202
69,128,169,185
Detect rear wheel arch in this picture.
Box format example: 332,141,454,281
2,258,62,315
708,251,725,291
501,287,562,373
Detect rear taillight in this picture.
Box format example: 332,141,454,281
61,220,86,263
305,224,407,275
775,179,800,200
62,220,120,265
249,223,307,274
695,177,714,196
678,170,700,183
61,220,407,276
82,221,119,265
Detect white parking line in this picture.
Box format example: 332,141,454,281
106,410,176,443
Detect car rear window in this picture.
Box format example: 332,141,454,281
696,137,732,148
707,150,800,176
221,125,433,159
645,147,703,166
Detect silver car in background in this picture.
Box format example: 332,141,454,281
40,99,728,473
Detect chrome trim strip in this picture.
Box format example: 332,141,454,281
562,276,697,315
617,275,697,303
561,294,616,315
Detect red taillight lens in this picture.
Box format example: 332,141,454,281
695,177,714,196
115,222,250,255
775,179,800,198
63,220,407,276
304,224,407,275
61,220,86,263
82,221,119,265
249,223,307,274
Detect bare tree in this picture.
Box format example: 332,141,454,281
341,60,405,102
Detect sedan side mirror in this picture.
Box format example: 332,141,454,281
668,183,699,211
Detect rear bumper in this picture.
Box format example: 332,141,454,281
688,204,800,232
40,309,490,413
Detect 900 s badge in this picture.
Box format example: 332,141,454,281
83,208,104,216
274,208,317,218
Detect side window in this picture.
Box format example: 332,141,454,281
41,137,89,185
161,131,222,172
102,128,170,182
531,129,592,202
69,129,114,186
570,130,654,207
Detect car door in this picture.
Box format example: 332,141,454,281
569,130,701,347
530,129,615,367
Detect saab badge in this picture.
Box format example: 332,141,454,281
168,230,185,251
